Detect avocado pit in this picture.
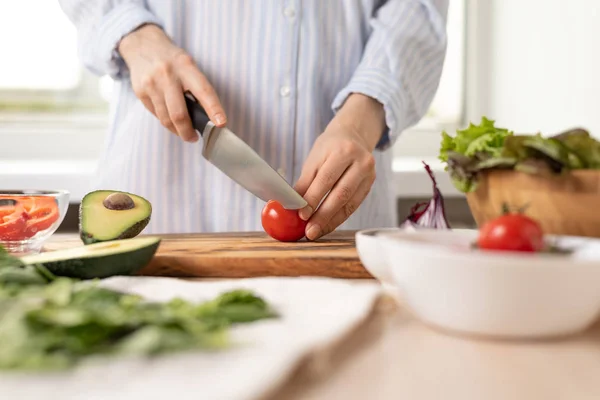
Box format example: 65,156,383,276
103,193,135,211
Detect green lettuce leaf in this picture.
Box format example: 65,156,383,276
439,117,514,192
439,117,513,163
552,128,600,168
439,131,455,162
438,118,600,193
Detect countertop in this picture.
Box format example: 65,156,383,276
278,297,600,400
33,234,600,399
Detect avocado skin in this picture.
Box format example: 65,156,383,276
78,190,152,245
79,217,151,245
38,239,160,279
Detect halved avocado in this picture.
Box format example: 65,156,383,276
20,237,161,279
79,190,152,244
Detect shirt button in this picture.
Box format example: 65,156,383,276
280,86,291,97
283,7,296,18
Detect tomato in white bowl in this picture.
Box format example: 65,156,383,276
378,228,600,339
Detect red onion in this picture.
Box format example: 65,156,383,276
400,162,451,230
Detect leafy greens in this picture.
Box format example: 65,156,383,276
439,117,600,193
0,246,277,371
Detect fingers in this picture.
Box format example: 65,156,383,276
147,86,175,134
164,82,197,142
315,176,374,239
297,155,351,221
181,62,227,127
139,95,156,116
130,48,226,141
293,166,316,197
294,161,319,221
304,163,369,240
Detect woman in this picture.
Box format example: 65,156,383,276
58,0,448,240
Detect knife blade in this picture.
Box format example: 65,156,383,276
184,92,308,210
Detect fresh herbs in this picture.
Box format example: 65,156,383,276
0,247,277,371
439,117,600,193
401,162,451,230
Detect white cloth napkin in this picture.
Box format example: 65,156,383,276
1,276,382,400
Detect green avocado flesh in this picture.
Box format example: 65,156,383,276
79,190,152,244
20,237,161,279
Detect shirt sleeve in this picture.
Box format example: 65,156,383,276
331,0,449,151
58,0,164,79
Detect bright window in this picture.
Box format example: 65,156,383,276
427,0,465,124
0,2,78,91
0,1,110,112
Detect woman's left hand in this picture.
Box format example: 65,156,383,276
294,93,386,241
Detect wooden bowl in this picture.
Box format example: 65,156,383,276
466,169,600,238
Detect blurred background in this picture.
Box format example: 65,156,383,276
1,0,598,230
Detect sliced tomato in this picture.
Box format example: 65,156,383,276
0,201,29,241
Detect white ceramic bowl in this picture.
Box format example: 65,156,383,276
355,228,401,287
379,229,600,339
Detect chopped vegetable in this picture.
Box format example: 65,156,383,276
439,117,600,193
0,196,60,241
0,245,277,371
23,199,60,237
401,162,451,230
0,201,29,241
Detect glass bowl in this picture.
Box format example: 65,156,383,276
0,190,70,255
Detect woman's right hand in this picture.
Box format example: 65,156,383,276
118,24,226,142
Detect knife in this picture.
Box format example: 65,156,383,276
184,92,308,210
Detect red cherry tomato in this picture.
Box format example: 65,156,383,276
477,212,544,252
261,200,307,242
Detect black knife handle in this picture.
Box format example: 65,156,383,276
184,91,212,137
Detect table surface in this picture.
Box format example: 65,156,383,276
278,294,600,400
43,235,600,400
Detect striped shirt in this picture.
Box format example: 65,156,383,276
58,0,448,234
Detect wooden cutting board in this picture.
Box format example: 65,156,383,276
44,231,373,279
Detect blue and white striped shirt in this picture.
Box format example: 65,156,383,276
58,0,448,234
